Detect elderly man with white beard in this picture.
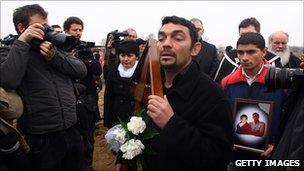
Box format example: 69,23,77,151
268,30,301,68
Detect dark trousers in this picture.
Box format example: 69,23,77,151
81,110,97,168
25,125,86,171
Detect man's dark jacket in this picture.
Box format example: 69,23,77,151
194,40,219,78
75,46,102,124
0,40,87,134
145,61,233,171
270,79,304,171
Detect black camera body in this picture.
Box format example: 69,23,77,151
0,34,18,46
75,41,95,51
75,41,95,61
106,30,129,49
265,65,304,91
30,24,77,51
266,67,304,163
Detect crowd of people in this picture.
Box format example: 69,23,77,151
0,3,303,171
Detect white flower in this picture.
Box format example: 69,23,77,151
105,124,126,152
115,126,127,144
127,116,146,135
120,139,145,160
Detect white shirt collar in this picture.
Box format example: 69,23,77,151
242,64,264,86
118,61,138,78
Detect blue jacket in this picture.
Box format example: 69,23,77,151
221,63,285,143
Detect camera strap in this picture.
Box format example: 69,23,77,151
268,55,280,66
0,117,30,153
214,53,239,81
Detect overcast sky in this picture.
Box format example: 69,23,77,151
1,1,303,47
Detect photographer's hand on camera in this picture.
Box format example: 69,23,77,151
18,23,44,44
17,23,55,60
39,41,55,60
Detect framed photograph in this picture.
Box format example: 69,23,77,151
233,98,274,154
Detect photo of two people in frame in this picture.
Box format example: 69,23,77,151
233,98,273,153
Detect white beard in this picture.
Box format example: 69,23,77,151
268,46,291,66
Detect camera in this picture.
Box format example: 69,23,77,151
93,52,100,61
30,24,77,51
75,41,95,61
106,30,129,49
75,41,95,51
265,65,304,91
0,34,18,46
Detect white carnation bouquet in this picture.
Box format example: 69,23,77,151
105,109,158,170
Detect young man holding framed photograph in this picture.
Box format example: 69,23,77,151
221,32,286,170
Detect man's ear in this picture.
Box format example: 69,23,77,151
17,23,26,34
191,42,202,57
261,47,268,58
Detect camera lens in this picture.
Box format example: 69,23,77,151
265,65,303,91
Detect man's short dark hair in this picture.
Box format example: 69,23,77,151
237,32,265,50
51,24,61,29
225,45,233,53
13,4,48,34
252,112,260,117
63,16,83,31
161,16,198,46
238,17,260,33
240,114,248,120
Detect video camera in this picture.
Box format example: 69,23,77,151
265,65,304,91
30,24,77,51
75,41,95,51
106,30,129,49
74,41,96,61
0,34,18,46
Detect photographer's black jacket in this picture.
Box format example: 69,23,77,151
78,56,102,103
194,39,219,78
0,40,87,134
74,45,102,124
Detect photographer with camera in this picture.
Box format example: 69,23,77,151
0,4,87,171
103,28,136,82
63,16,102,171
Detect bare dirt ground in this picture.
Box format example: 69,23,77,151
92,89,116,171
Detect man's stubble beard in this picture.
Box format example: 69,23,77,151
160,61,177,70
